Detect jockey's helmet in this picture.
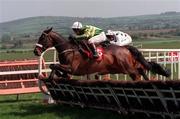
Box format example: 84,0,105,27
71,21,83,29
106,30,114,35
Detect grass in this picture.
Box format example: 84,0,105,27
0,94,136,119
0,103,121,119
0,49,55,61
135,37,180,49
142,41,180,49
0,51,36,61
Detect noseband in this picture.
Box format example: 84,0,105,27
36,31,76,56
35,32,50,49
35,43,43,48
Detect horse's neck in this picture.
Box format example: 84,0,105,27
54,39,69,51
52,33,76,53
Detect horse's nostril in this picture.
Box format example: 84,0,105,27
34,50,37,54
34,49,40,56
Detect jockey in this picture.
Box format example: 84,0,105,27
106,30,132,46
71,21,106,58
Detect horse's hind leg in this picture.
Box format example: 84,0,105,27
129,68,149,81
86,74,91,80
102,74,111,80
137,68,149,80
129,73,141,81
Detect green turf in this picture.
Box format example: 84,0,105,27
0,51,36,61
0,94,137,119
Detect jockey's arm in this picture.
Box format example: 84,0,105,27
75,34,89,41
75,29,91,41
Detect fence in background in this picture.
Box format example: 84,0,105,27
0,59,47,97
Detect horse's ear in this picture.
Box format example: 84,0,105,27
45,27,53,33
49,27,53,31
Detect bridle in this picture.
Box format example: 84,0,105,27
35,31,52,51
35,43,43,48
35,31,77,56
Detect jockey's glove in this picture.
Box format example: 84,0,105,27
68,34,76,40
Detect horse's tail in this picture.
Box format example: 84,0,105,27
148,61,171,77
125,46,151,69
126,45,171,77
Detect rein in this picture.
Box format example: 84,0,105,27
58,49,76,56
39,31,78,56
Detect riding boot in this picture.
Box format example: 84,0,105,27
89,43,99,58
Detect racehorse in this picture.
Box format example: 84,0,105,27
34,27,171,81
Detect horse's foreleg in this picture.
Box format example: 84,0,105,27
49,64,72,80
86,74,91,80
49,64,72,74
95,74,99,80
49,69,65,80
102,74,111,80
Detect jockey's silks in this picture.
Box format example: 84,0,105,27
75,25,103,41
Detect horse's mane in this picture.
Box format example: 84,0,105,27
52,31,78,49
52,31,67,41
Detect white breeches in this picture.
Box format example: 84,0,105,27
88,32,106,44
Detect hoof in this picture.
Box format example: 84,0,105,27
102,74,111,80
165,68,171,77
95,74,99,80
38,74,45,80
55,70,63,77
49,64,55,69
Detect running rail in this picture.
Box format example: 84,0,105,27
0,59,46,95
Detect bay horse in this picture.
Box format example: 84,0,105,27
34,27,171,81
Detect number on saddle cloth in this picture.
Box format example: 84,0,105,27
78,41,104,61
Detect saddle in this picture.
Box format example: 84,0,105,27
78,41,103,61
69,36,110,61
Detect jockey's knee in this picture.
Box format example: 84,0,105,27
88,40,94,44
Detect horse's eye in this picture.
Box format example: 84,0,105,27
40,35,45,41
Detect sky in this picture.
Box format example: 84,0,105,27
0,0,180,23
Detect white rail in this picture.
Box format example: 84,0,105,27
139,49,180,80
39,47,180,80
0,70,38,75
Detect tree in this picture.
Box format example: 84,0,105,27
13,40,23,48
0,34,11,42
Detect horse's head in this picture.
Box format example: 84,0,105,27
34,27,54,56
